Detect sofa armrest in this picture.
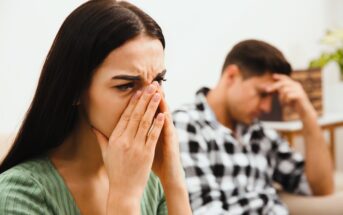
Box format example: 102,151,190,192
279,171,343,215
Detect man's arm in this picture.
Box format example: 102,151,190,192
299,100,334,195
267,74,334,195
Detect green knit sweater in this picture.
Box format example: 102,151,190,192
0,157,167,215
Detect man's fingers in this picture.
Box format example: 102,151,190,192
273,73,289,80
266,78,293,93
279,90,297,105
266,81,284,93
267,74,298,93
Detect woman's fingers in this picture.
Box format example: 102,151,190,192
146,113,165,149
112,90,142,139
135,92,162,140
159,92,175,136
125,83,158,137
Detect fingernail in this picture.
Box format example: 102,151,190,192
157,113,164,121
153,93,160,102
146,84,155,93
133,90,142,99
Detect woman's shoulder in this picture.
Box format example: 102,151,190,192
146,171,164,195
0,158,51,213
1,156,49,174
140,172,167,215
0,157,80,214
0,157,49,184
0,157,57,190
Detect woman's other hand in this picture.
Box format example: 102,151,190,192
92,82,164,212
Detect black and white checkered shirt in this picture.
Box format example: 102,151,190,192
173,87,311,215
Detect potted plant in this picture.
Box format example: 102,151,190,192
309,28,343,80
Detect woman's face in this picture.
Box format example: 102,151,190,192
82,35,165,137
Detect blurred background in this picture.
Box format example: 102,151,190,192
1,0,343,169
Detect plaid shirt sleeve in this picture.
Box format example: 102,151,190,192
263,127,312,195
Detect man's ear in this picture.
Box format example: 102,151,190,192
222,64,241,85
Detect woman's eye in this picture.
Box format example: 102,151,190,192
115,82,135,91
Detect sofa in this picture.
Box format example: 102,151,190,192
280,172,343,214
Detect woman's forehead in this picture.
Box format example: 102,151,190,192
106,36,164,64
95,36,165,80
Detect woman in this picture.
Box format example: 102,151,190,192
0,1,191,214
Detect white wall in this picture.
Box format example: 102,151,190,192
0,0,342,135
0,0,86,133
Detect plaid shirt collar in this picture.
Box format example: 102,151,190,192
195,87,266,142
194,87,233,134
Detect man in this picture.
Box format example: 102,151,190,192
173,40,334,214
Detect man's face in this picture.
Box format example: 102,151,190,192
226,72,275,125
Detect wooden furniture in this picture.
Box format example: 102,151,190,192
262,113,343,166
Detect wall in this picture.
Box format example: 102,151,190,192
1,1,343,167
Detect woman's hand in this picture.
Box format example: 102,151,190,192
152,88,183,187
92,82,164,213
152,85,192,215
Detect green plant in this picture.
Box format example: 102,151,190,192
309,28,343,76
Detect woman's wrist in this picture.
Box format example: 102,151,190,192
162,179,192,214
159,163,186,188
163,183,189,204
161,174,188,194
107,189,141,215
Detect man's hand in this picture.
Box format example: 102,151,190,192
265,73,316,119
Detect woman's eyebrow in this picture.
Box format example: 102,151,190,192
111,69,166,81
153,69,167,79
111,74,141,81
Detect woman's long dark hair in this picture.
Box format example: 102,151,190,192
0,0,165,173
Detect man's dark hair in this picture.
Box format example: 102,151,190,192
221,39,292,78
